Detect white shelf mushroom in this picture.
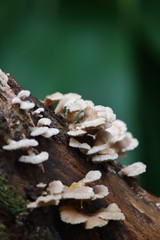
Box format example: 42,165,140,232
44,92,64,106
2,139,38,150
17,90,31,99
42,128,59,138
36,183,47,188
27,170,109,208
30,127,49,137
81,170,102,183
77,118,106,130
107,120,127,143
19,151,49,164
119,162,146,177
43,91,139,164
92,152,118,163
87,144,108,155
20,101,35,110
33,108,45,115
60,203,125,229
37,118,52,126
0,69,8,82
69,138,91,150
67,129,87,137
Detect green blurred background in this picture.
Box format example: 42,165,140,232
0,0,160,195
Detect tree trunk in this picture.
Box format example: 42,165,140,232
0,72,160,240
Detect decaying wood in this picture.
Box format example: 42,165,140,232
0,73,160,240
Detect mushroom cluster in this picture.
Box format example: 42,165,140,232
44,92,139,163
2,85,60,165
27,170,109,208
60,203,125,229
30,117,59,138
2,138,49,164
12,90,35,110
27,170,125,229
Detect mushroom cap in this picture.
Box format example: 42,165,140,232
82,170,102,183
62,186,94,200
11,97,21,104
27,194,61,208
36,183,47,188
30,127,49,136
122,132,139,152
98,203,125,221
69,138,91,150
60,205,87,224
92,152,118,163
60,205,109,229
115,132,139,153
55,93,81,114
77,118,105,130
156,203,160,209
85,215,108,229
19,151,49,164
92,185,109,200
17,90,30,99
33,108,45,115
66,99,87,112
20,101,35,110
67,129,87,137
45,92,64,106
87,144,107,155
0,69,8,81
119,162,146,177
3,139,38,150
42,128,60,138
94,106,116,124
47,180,64,194
107,120,127,143
37,118,52,126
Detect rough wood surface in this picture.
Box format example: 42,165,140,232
0,73,160,240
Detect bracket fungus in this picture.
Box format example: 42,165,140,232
36,183,47,188
37,117,52,126
119,162,146,177
1,70,153,238
32,107,45,115
44,92,64,106
2,139,38,150
60,203,125,229
27,170,109,208
12,89,35,110
18,151,49,164
30,117,59,138
43,91,139,164
17,90,31,99
69,138,91,151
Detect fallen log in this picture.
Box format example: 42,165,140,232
0,69,160,240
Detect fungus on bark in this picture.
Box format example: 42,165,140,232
119,162,146,177
60,203,125,229
2,139,38,150
1,69,160,240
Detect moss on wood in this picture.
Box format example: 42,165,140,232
0,174,26,216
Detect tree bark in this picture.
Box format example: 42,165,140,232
0,73,160,240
